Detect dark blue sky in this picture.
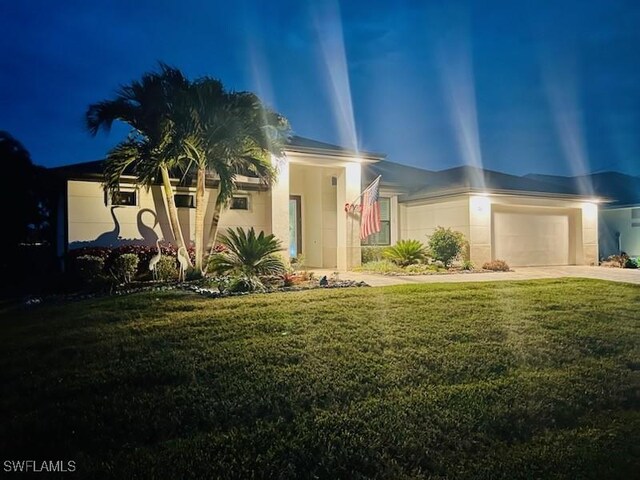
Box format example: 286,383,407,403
1,0,639,176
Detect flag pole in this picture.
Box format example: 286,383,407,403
347,175,381,208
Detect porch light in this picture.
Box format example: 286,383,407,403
470,194,490,213
582,202,598,219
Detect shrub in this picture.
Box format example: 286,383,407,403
482,259,510,271
290,254,306,271
155,256,177,281
625,257,638,269
383,240,427,267
68,243,197,273
361,246,385,263
207,227,286,292
112,253,139,283
405,263,441,274
601,254,627,268
228,273,265,293
427,227,467,268
74,255,105,283
461,260,475,271
355,260,405,274
281,272,298,287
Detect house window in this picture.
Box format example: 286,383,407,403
361,197,391,246
111,190,137,206
230,196,249,210
174,194,195,208
632,208,640,227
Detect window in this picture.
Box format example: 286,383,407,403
111,190,137,206
361,197,391,246
174,194,195,208
632,208,640,227
230,196,249,210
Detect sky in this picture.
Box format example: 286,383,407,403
1,0,639,177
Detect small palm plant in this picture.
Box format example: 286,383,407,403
207,227,286,291
383,239,427,267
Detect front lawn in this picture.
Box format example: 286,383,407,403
1,279,639,479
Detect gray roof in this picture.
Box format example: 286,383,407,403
413,165,579,196
369,163,629,203
368,163,586,200
287,135,385,160
363,160,435,190
525,172,640,207
51,135,385,180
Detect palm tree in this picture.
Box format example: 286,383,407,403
176,78,291,272
208,227,286,281
86,64,192,263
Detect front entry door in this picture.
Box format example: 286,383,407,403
289,196,302,259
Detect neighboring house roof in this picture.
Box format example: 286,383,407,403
524,172,640,208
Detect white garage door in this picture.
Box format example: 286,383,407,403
493,211,570,266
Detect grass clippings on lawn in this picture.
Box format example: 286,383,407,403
0,278,638,479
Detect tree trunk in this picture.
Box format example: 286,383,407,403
160,166,192,266
194,166,206,273
207,202,223,256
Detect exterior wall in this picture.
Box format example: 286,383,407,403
66,179,271,250
390,195,400,245
206,188,271,246
289,163,340,268
397,192,599,267
67,180,166,249
400,195,470,244
268,155,290,261
599,207,640,258
288,154,361,270
321,170,338,268
65,153,363,270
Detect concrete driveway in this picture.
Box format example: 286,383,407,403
319,266,640,287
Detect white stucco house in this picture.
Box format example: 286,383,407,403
53,136,612,270
53,137,376,271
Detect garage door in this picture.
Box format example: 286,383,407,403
493,211,570,266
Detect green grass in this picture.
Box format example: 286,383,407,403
1,279,639,479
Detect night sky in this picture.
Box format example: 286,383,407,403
1,0,639,176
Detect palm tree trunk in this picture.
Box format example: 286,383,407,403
207,202,223,255
160,166,191,266
194,165,206,273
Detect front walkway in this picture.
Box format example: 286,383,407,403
313,266,640,287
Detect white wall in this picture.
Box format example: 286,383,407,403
289,164,340,268
66,179,271,250
401,195,470,244
206,188,271,246
67,180,166,249
397,192,598,266
600,207,640,258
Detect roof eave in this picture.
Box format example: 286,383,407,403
400,186,613,203
284,146,384,162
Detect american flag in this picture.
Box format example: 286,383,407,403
360,176,381,240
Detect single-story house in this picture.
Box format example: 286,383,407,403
52,136,378,271
53,135,631,269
